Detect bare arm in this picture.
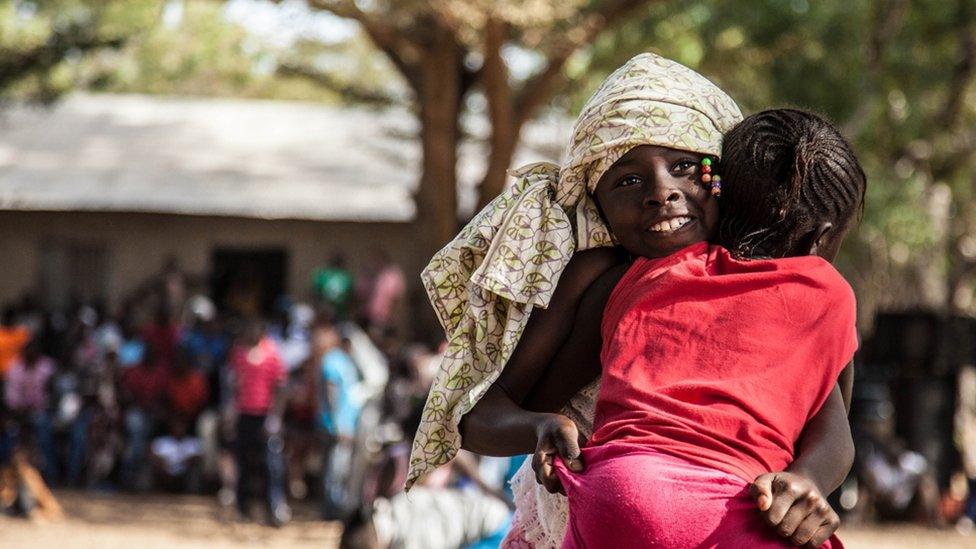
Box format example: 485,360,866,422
837,361,853,412
522,263,629,414
752,382,854,546
784,361,855,495
788,383,855,495
459,248,624,456
459,383,544,456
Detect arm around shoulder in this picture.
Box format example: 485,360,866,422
493,246,625,404
459,247,625,455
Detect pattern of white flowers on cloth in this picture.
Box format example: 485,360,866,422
407,52,743,490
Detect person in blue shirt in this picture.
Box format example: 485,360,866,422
314,319,362,520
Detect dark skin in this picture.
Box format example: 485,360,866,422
460,145,856,548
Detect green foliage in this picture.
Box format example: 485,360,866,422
0,0,348,102
562,0,976,313
77,1,343,102
4,0,975,313
0,0,156,102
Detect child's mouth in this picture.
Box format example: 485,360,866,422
647,216,694,234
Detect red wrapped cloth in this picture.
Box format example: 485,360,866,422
561,242,857,548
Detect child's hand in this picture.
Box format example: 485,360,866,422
531,413,584,495
750,472,840,547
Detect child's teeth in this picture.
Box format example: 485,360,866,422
649,217,691,233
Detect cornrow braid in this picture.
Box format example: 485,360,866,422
716,108,867,259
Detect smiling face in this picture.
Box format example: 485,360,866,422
593,145,718,259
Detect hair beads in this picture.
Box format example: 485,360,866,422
701,157,721,197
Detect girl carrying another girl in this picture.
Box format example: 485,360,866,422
546,107,863,547
409,53,861,547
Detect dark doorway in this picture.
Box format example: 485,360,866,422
211,248,288,318
39,239,109,312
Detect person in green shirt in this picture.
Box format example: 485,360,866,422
312,255,353,318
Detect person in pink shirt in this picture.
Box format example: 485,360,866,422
4,340,58,482
356,251,406,332
228,319,290,526
4,341,55,414
367,263,405,331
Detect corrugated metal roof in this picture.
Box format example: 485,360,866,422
0,93,569,222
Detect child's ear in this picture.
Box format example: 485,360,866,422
801,222,833,256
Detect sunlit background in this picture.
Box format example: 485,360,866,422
1,1,975,547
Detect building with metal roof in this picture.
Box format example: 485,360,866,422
0,93,568,315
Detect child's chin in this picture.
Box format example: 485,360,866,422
639,233,707,258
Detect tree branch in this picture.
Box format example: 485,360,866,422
0,24,125,92
475,17,520,209
841,0,909,137
921,1,976,180
276,62,407,107
482,17,514,137
513,0,657,126
936,1,976,131
305,0,424,90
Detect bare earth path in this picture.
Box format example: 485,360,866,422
0,491,339,548
0,491,971,548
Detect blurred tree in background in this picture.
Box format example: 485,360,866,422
292,0,660,256
560,0,976,326
4,0,976,325
0,0,354,103
0,0,151,103
284,0,976,325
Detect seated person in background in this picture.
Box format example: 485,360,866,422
149,417,203,493
340,450,512,549
166,347,210,424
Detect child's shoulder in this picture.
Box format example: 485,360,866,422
708,245,856,310
716,247,852,293
790,256,854,301
773,256,857,321
555,247,629,299
568,246,628,273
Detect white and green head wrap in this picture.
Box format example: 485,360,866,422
407,53,743,488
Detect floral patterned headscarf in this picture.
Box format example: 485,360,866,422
407,53,743,488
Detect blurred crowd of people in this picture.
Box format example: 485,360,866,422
0,254,520,546
6,255,974,546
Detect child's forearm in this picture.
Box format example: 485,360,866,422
787,384,854,495
459,383,554,456
459,256,625,457
838,361,853,412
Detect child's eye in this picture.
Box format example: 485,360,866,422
618,175,643,187
672,160,696,173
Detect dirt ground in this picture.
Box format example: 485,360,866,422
0,491,971,548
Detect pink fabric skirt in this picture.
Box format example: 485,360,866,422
555,444,842,549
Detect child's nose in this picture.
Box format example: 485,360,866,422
642,183,684,208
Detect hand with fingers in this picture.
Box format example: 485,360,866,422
531,413,585,494
751,472,841,548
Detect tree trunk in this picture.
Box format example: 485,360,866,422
476,18,520,211
414,22,462,260
477,127,520,211
409,21,464,342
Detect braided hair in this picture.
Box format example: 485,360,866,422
716,109,866,259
